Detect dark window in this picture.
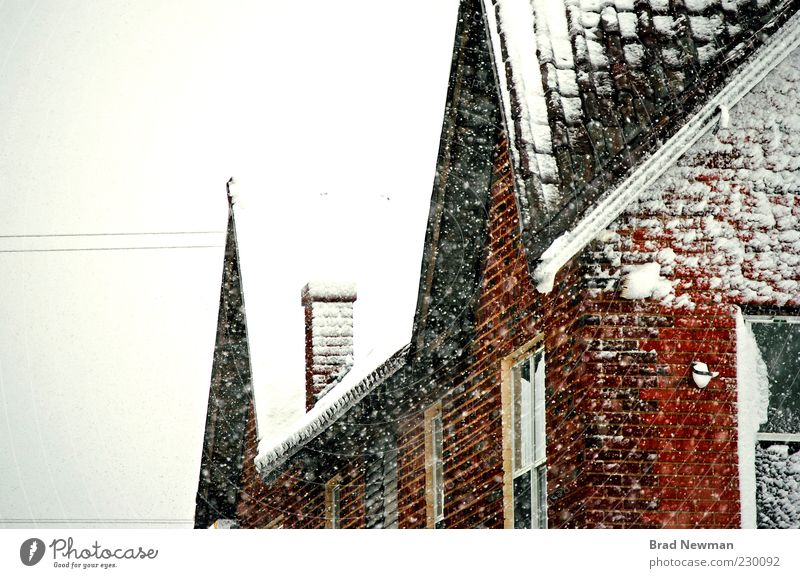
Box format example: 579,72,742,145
751,320,800,434
749,317,800,529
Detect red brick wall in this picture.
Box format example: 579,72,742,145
576,162,749,528
392,129,745,528
578,295,740,527
237,402,365,529
440,133,588,528
390,132,589,528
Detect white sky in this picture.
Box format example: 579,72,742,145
0,0,459,527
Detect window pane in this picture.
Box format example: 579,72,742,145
432,414,444,522
520,359,533,468
751,322,800,433
513,472,532,529
755,443,800,528
513,364,522,471
535,464,548,529
533,350,546,463
331,485,341,529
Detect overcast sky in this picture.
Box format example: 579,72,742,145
0,0,459,527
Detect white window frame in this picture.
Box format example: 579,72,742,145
502,338,547,529
745,315,800,528
424,402,445,528
747,316,800,446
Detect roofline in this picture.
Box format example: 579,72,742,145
481,0,553,223
532,7,800,293
254,344,410,478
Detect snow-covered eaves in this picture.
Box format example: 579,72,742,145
254,344,410,477
534,8,800,293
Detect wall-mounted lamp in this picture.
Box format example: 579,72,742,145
691,361,719,389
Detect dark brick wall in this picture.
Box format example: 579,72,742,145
238,403,325,528
392,132,589,528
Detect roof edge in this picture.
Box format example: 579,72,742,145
532,7,800,293
254,344,410,478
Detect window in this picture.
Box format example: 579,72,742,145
364,440,398,529
747,316,800,528
424,402,445,528
325,476,342,529
503,343,547,528
208,519,237,529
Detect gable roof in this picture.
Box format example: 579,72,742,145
410,0,800,356
411,0,502,357
535,6,800,292
250,0,800,482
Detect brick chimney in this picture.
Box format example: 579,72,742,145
301,282,357,411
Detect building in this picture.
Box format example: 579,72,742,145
195,0,800,529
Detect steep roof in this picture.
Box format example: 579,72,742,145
411,0,502,357
531,2,800,290
194,191,254,529
250,0,800,482
410,0,800,355
482,0,800,275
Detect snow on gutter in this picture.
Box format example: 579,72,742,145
533,8,800,293
255,344,410,477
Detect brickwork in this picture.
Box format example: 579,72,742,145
238,403,325,528
391,132,588,528
237,401,366,528
578,296,740,528
396,412,426,528
236,128,750,529
570,49,800,527
203,2,800,532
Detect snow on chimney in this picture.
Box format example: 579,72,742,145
301,282,357,411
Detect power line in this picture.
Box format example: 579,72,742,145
0,231,224,239
0,519,194,524
0,245,223,254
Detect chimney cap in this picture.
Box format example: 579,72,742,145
301,282,357,305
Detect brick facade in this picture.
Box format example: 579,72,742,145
236,121,757,528
237,133,591,528
197,1,800,532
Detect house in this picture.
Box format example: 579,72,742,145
195,0,800,529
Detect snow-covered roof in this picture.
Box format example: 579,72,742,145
244,0,800,482
228,174,425,460
254,343,410,476
523,2,800,291
483,0,800,270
